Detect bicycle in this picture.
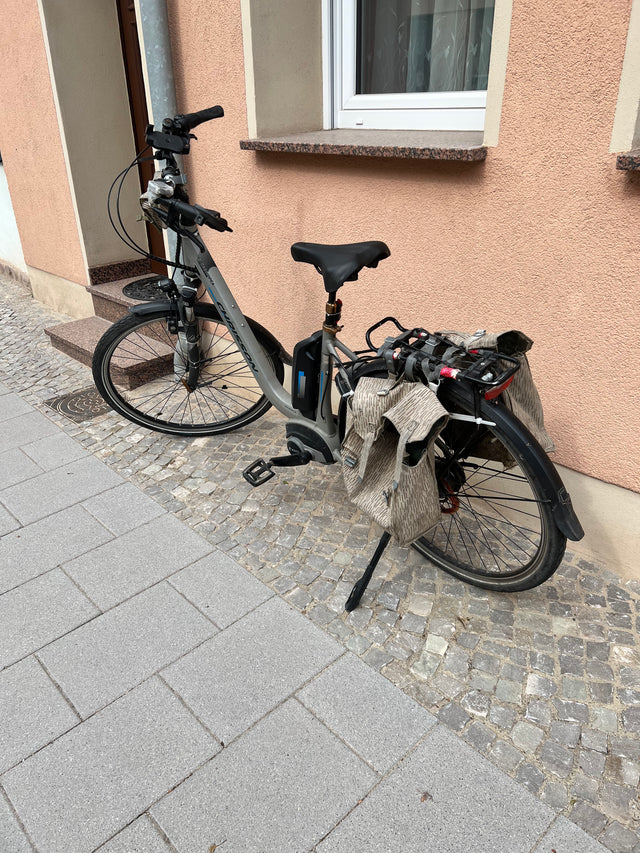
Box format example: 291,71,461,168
92,105,584,608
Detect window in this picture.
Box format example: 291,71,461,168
239,0,511,148
332,0,495,131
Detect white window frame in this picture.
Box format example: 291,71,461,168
330,0,488,131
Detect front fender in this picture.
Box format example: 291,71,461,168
128,300,292,365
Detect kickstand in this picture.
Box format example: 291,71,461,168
345,531,392,612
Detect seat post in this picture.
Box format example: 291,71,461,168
323,293,343,335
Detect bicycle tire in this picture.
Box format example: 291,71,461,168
92,303,284,436
412,380,566,591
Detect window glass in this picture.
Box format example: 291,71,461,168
356,0,495,96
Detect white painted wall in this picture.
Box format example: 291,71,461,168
0,164,27,273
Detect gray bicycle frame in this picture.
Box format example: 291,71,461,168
182,237,353,464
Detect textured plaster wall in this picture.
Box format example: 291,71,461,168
168,1,638,493
0,0,85,285
39,0,146,268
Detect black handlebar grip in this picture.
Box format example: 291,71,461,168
173,106,224,133
160,199,232,232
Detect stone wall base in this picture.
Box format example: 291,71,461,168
558,464,640,583
28,266,93,319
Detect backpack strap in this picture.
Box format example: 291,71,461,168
391,420,419,491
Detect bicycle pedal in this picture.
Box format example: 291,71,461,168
243,458,276,487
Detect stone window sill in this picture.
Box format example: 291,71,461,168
240,129,487,162
616,150,640,170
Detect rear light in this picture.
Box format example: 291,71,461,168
484,375,514,401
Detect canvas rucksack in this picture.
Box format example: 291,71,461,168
342,376,449,547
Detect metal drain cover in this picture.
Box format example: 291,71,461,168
122,275,166,301
44,387,111,422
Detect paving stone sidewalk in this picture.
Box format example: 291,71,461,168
1,275,638,851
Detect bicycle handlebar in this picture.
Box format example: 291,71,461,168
164,105,224,134
146,106,225,156
156,198,232,232
141,105,233,234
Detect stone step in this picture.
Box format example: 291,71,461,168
87,274,166,323
45,315,173,391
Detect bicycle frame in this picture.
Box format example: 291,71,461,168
182,237,351,464
94,109,585,603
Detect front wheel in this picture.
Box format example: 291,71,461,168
92,303,284,436
412,381,566,591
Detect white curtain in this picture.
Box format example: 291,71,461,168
357,0,494,94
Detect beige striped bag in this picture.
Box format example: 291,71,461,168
342,377,449,546
441,329,555,457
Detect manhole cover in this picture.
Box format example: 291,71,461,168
122,275,166,301
44,387,111,422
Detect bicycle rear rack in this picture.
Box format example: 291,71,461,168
363,318,521,395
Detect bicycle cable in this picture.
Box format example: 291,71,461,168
107,147,197,273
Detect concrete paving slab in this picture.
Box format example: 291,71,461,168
0,381,9,394
532,816,608,852
0,392,33,422
298,652,436,773
169,551,274,629
2,678,219,853
316,724,554,853
0,792,32,853
0,447,43,489
0,504,19,537
21,430,89,470
0,409,57,454
63,514,213,610
39,583,217,717
152,698,377,853
0,656,78,773
162,596,342,743
0,569,98,670
96,815,173,852
0,504,113,594
0,455,122,525
82,482,165,535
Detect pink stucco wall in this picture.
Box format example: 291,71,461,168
167,2,640,494
0,0,85,285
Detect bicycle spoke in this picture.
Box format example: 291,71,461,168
101,309,277,432
461,494,540,544
422,413,551,579
462,484,543,521
450,511,477,567
458,496,536,556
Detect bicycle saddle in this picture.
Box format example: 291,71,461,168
291,241,390,293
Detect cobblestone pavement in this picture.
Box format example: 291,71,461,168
1,275,639,853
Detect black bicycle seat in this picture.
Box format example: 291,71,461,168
291,241,390,293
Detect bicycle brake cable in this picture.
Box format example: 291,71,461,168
107,147,197,273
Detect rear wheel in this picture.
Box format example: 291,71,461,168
92,303,284,436
413,381,566,591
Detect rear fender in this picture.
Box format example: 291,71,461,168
440,381,585,542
